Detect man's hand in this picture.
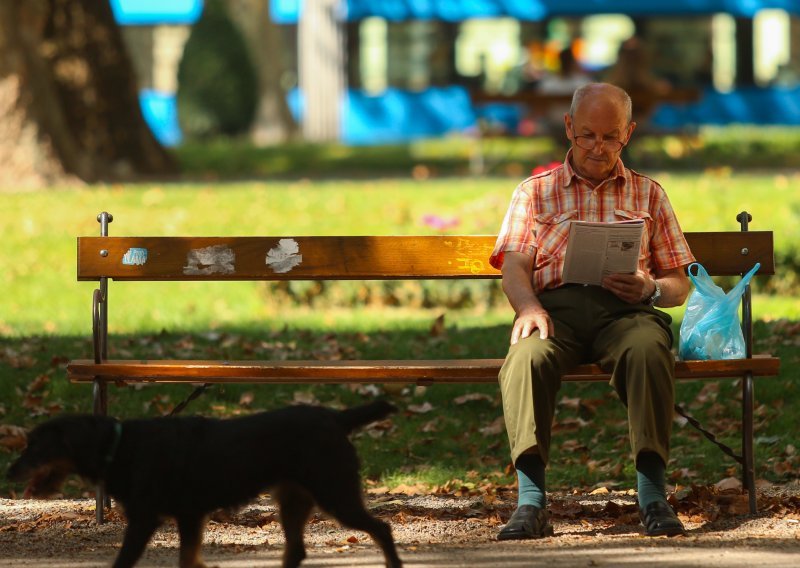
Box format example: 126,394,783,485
511,307,553,345
602,270,652,304
500,252,553,344
604,266,691,307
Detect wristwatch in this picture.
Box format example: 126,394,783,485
644,279,662,306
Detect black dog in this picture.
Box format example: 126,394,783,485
7,401,402,568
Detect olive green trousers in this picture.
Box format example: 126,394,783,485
499,285,675,466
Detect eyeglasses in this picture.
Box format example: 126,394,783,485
571,129,627,152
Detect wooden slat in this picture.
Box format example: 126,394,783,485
67,355,779,385
683,232,774,275
77,232,773,281
77,236,499,281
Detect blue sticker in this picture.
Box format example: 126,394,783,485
122,248,148,266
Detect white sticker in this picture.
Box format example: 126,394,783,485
266,239,303,273
122,248,148,266
184,245,235,275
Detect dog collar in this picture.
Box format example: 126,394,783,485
104,421,123,469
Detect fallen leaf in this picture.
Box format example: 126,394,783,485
27,374,50,393
558,396,581,410
293,391,318,405
714,477,743,494
389,483,427,496
0,425,28,451
430,314,446,337
453,393,492,405
239,392,255,407
718,494,750,515
560,439,588,452
352,384,382,397
407,402,434,414
479,416,504,437
421,419,439,433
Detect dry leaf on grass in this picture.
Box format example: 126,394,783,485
453,393,493,405
479,416,504,437
0,424,28,451
407,402,434,414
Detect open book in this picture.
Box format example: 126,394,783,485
561,220,644,285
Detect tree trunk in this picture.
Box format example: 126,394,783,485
227,0,298,145
0,0,176,187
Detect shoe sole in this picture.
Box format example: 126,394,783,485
497,524,555,541
644,526,687,537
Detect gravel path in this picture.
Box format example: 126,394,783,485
1,483,799,567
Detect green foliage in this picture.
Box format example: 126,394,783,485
629,126,800,170
175,127,800,179
176,0,257,138
259,280,506,311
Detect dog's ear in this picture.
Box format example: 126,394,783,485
60,415,118,479
26,415,116,481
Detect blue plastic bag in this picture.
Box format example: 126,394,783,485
678,262,760,360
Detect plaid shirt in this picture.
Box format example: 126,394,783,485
490,153,695,293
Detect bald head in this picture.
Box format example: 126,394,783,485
570,83,632,125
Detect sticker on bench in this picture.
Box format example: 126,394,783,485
122,247,148,266
266,239,302,273
184,245,235,275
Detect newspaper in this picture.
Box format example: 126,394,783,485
561,220,644,285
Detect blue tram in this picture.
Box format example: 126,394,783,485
112,0,800,145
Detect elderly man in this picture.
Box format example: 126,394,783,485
490,83,694,540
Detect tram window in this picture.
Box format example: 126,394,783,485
647,18,714,88
581,15,636,70
344,11,798,95
455,18,521,93
755,10,792,86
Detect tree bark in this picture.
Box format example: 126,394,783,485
0,0,176,187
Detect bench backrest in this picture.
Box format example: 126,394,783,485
77,232,774,281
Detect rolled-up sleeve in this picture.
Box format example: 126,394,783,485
649,193,695,271
489,182,536,270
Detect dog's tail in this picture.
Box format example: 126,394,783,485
337,400,397,433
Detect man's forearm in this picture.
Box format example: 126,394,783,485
648,272,691,308
502,262,543,315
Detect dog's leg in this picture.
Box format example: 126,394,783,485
275,484,315,568
328,508,402,568
176,514,210,568
113,514,161,568
315,485,402,568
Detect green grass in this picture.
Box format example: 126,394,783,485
2,173,798,336
1,173,798,498
175,137,559,179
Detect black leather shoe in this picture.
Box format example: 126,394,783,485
639,501,686,537
497,505,554,540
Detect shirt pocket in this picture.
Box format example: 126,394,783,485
613,209,652,261
533,209,578,260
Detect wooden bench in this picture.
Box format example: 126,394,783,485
68,211,778,519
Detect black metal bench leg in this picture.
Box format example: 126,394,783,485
742,371,757,514
93,379,108,524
